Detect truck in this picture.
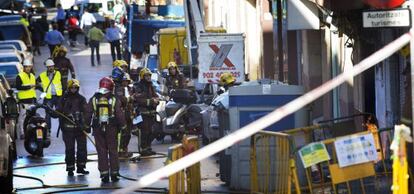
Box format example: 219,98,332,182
183,0,245,83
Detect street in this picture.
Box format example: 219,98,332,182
13,35,226,193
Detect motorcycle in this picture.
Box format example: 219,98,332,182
23,104,52,157
153,88,204,142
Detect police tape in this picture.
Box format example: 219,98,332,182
113,31,413,194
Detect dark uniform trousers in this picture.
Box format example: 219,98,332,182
119,118,132,152
141,115,155,149
62,128,87,171
94,125,119,176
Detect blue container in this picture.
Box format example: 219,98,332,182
130,19,185,53
147,54,158,70
158,5,184,17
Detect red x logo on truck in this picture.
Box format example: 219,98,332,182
209,44,235,67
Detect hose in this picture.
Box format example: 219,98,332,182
13,174,88,191
41,186,168,194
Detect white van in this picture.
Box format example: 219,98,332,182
77,0,115,23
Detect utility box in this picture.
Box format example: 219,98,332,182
223,82,307,190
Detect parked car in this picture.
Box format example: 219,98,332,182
0,51,23,64
0,40,31,60
0,62,22,87
0,45,29,61
0,15,32,50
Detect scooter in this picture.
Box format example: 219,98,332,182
23,104,52,157
153,88,204,142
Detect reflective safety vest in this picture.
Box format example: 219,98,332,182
92,96,116,124
39,71,63,99
17,72,36,100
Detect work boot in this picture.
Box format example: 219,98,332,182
68,171,74,176
119,150,133,158
101,175,109,183
111,175,120,182
77,168,90,175
140,149,156,156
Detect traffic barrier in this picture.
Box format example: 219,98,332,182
282,115,398,194
167,135,201,194
250,131,301,194
391,125,412,194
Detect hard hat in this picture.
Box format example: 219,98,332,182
52,45,67,58
111,67,125,81
44,59,55,67
67,79,80,88
98,77,114,94
122,73,131,82
23,59,33,66
167,61,178,69
219,72,236,86
112,60,128,68
139,68,152,80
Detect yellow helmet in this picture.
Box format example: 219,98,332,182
167,61,178,69
52,45,67,58
219,72,236,86
113,60,128,68
139,68,152,80
67,79,80,88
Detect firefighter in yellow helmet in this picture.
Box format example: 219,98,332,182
112,60,128,72
132,68,159,156
16,59,37,139
53,46,76,92
165,61,185,93
57,79,89,176
219,72,236,90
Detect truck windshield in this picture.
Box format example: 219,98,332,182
86,3,103,13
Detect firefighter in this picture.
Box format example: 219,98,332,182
57,79,89,176
111,67,132,158
16,59,37,139
165,61,185,92
218,72,236,93
84,77,126,183
37,59,63,131
133,68,159,156
52,46,76,92
119,73,134,158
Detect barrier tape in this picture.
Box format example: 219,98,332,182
113,29,413,194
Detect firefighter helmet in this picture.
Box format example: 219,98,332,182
112,67,125,82
122,73,131,82
139,68,152,80
219,72,236,86
167,61,178,69
113,60,128,68
68,79,80,88
98,77,114,94
52,45,67,58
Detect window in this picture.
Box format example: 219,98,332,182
86,3,103,13
0,25,26,42
0,43,22,51
0,65,18,76
0,57,19,63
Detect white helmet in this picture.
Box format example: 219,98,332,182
23,59,33,67
44,59,55,67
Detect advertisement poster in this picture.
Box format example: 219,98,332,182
299,142,330,168
198,35,244,83
334,133,378,168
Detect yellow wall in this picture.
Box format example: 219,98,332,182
158,26,226,69
158,27,188,69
